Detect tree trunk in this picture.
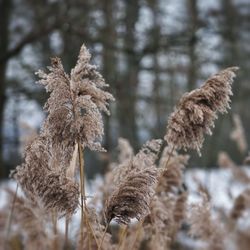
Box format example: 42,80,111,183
116,0,140,149
187,0,198,91
102,0,117,151
0,0,12,178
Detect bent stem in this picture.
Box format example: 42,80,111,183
98,223,109,250
5,184,19,241
64,214,70,249
78,141,86,246
52,209,58,250
130,219,144,250
118,225,128,250
78,142,99,249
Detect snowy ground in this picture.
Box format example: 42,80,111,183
1,166,250,247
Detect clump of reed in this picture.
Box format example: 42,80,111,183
3,43,248,250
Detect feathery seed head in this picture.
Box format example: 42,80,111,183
165,67,239,155
105,167,158,225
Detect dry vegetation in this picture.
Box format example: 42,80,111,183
1,44,250,250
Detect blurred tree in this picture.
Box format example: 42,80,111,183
0,0,12,177
0,0,250,179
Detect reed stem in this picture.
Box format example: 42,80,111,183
98,223,109,250
64,215,70,249
52,210,58,250
5,184,19,242
78,142,99,249
118,225,128,250
130,220,144,250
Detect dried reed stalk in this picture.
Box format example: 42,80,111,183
77,208,114,250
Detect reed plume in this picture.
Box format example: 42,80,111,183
188,193,225,250
143,195,174,250
105,167,158,225
37,44,114,160
5,189,50,250
12,44,114,216
165,67,238,155
12,137,79,215
111,139,162,188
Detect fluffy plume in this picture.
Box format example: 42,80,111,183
143,195,174,250
37,44,114,159
12,44,114,215
111,139,162,187
165,67,238,154
13,137,79,215
188,194,225,250
5,189,50,250
105,167,158,224
230,114,248,154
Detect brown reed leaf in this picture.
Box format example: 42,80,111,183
105,167,159,225
165,67,239,155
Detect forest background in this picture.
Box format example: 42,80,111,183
0,0,249,180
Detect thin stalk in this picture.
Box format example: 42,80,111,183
78,142,99,249
52,210,58,250
98,223,109,250
78,141,85,246
64,215,70,250
5,184,19,241
117,225,128,250
86,218,100,248
130,220,144,250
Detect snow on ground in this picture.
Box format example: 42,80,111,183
1,166,250,240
